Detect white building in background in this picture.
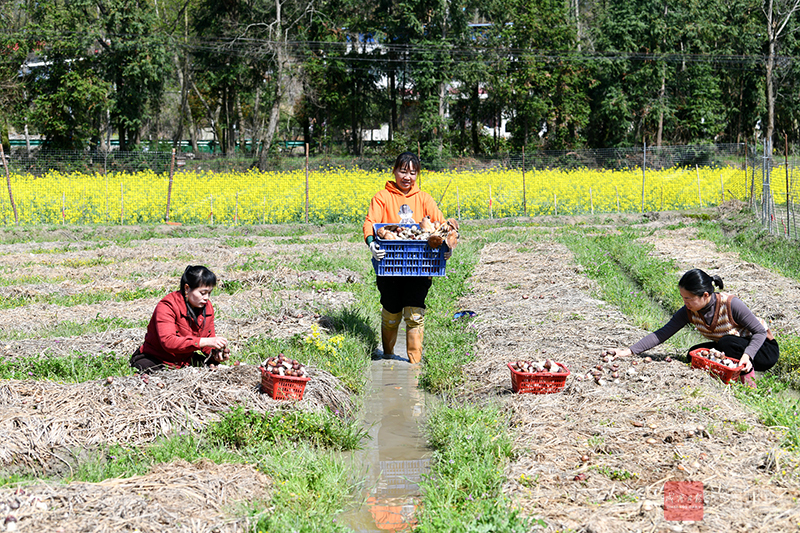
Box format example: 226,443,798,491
348,31,512,143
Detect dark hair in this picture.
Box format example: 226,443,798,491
392,152,420,174
179,265,217,295
678,268,723,296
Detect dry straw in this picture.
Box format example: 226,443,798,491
0,459,270,532
0,364,353,468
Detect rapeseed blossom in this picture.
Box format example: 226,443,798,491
0,165,752,225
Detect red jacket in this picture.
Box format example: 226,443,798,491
362,181,445,242
140,291,215,368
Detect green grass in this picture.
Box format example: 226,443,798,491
224,236,257,248
60,257,115,268
208,405,367,450
771,336,800,390
419,237,482,393
0,222,361,246
557,227,698,348
69,432,357,532
290,251,363,273
695,215,800,281
733,374,800,450
1,316,146,340
0,273,66,286
0,287,165,310
415,402,540,532
252,443,355,532
228,253,277,272
0,352,132,381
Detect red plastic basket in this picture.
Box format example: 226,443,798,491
260,366,310,400
508,362,570,394
689,349,746,384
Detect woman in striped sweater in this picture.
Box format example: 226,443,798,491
611,269,779,387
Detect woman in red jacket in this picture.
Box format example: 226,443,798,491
130,265,229,373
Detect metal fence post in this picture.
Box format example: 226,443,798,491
641,140,646,213
0,143,19,225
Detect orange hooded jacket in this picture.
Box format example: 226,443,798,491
362,181,445,243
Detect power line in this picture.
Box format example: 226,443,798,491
2,28,782,70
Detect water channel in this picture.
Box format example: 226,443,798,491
339,333,432,532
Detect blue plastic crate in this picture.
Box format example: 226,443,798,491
373,223,447,277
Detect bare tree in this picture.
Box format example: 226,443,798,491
763,0,800,149
233,0,314,170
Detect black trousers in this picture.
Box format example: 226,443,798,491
376,276,432,313
130,347,208,373
689,335,779,372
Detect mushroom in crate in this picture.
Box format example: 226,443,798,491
259,354,310,400
508,359,570,394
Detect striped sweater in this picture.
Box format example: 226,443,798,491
630,292,769,355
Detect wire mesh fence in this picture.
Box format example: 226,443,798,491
747,142,800,240
0,142,789,230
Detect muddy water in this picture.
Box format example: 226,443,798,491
339,334,431,532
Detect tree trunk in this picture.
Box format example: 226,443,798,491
257,0,288,169
437,80,446,155
191,79,218,150
24,123,30,157
173,52,187,148
188,107,199,154
766,36,776,146
225,87,237,154
303,115,311,151
736,76,744,144
471,83,480,154
236,90,245,152
350,77,360,156
657,70,665,148
389,71,396,143
259,73,282,169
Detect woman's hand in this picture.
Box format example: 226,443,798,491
611,348,632,358
739,353,753,373
212,346,230,363
369,241,385,261
200,336,228,350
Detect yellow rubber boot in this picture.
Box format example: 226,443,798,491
381,308,403,356
404,306,425,364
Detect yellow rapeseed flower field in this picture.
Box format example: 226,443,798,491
0,165,761,225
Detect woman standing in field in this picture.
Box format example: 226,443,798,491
363,152,458,364
610,268,778,387
130,265,229,373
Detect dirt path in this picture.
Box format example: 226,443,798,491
457,230,800,532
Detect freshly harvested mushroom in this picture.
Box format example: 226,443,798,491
377,226,398,240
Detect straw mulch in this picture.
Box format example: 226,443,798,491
457,234,800,532
0,364,353,469
0,459,269,532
